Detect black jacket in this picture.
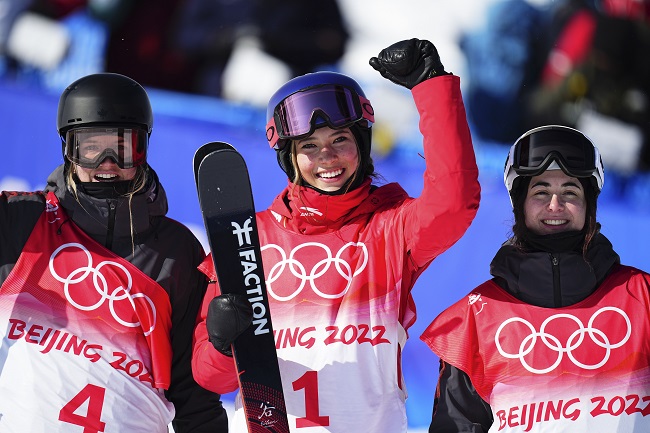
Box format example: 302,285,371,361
429,233,620,433
0,165,227,432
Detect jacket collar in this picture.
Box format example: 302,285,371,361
44,164,168,241
269,179,407,235
490,233,620,307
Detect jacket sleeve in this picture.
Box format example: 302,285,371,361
192,279,240,395
405,75,480,269
0,191,44,283
430,361,493,433
166,244,229,433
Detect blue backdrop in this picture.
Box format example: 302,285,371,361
2,79,649,428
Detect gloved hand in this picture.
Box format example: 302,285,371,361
206,293,253,357
369,38,449,89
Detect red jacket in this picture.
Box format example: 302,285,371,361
421,265,650,432
192,75,480,432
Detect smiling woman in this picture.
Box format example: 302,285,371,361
524,170,587,235
505,125,603,256
421,124,650,433
265,70,377,196
191,38,481,433
293,126,360,192
0,72,228,432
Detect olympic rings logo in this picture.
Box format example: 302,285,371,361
49,243,156,335
494,307,631,374
262,241,368,301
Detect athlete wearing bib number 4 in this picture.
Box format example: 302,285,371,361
0,73,227,432
192,39,481,432
422,125,650,432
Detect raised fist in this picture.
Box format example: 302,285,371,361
369,38,449,89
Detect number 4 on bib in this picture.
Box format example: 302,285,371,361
194,142,289,433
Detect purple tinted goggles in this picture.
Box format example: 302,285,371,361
266,84,374,149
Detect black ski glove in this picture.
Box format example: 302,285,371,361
206,293,253,357
369,38,449,89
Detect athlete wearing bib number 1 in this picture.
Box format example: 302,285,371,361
191,39,481,432
422,125,650,432
0,73,227,432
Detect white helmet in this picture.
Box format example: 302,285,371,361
504,125,604,204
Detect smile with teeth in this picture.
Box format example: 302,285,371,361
543,219,568,226
318,168,344,179
95,173,119,181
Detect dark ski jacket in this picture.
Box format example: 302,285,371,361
427,232,621,432
0,164,227,433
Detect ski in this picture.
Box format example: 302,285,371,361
194,142,289,433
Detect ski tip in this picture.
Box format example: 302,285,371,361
193,141,238,183
194,141,236,161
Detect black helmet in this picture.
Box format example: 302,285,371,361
58,73,153,136
57,73,153,168
265,71,374,184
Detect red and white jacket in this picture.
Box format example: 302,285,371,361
422,265,650,433
0,192,174,432
192,75,481,433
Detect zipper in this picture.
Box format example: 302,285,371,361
106,200,116,250
550,253,561,307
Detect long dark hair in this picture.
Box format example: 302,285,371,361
510,176,599,256
289,125,379,195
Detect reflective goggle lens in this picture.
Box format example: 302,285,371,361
65,127,148,169
513,128,597,176
266,84,374,149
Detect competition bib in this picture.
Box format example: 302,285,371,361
422,268,650,433
204,213,410,433
0,192,174,432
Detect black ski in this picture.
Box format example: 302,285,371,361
194,142,289,433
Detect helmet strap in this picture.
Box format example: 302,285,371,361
276,145,296,181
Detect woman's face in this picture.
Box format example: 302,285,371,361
294,126,359,192
72,134,137,182
524,170,587,235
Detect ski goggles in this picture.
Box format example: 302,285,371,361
266,84,374,149
64,127,148,169
505,125,604,192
